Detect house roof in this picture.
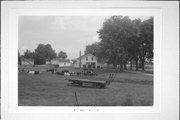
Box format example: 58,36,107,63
52,58,70,63
77,53,97,60
21,57,34,61
59,59,70,62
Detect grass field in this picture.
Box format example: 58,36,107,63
18,66,153,106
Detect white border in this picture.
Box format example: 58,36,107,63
1,1,179,120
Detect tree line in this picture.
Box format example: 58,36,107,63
85,16,153,71
18,43,67,65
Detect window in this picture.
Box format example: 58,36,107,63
86,57,88,61
91,57,93,61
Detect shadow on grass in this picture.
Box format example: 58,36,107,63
121,93,152,106
67,84,109,89
114,79,153,85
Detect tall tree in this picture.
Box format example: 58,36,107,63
98,16,134,69
98,16,153,71
18,50,21,65
34,43,56,61
138,17,153,70
58,51,67,59
126,18,142,70
23,49,35,59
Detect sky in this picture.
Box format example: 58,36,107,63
18,16,150,59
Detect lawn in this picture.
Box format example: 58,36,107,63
18,66,153,106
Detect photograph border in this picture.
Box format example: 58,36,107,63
1,1,179,120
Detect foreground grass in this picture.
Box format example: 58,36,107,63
18,68,153,106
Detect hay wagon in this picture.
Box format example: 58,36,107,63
66,73,116,88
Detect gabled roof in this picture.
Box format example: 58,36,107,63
51,58,70,63
21,57,34,61
77,53,97,60
59,59,70,62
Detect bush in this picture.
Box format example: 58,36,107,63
54,64,59,68
18,58,21,65
97,66,100,69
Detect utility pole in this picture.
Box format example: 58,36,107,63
79,51,81,68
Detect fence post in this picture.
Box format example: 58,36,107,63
75,92,79,106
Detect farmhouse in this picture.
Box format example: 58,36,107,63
75,54,98,68
21,58,34,66
51,58,71,67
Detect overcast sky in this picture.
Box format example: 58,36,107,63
18,16,150,59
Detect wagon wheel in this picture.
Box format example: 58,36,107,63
100,84,106,88
96,83,105,88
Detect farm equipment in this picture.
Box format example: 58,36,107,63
28,70,40,75
46,69,55,74
66,73,116,88
82,69,97,76
56,70,71,76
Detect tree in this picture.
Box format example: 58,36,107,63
23,49,35,59
34,43,56,61
97,16,153,71
126,18,142,70
98,16,134,69
85,42,106,62
58,51,67,59
138,17,153,70
18,50,21,65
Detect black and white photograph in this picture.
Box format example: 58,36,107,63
18,16,154,106
1,1,179,120
0,1,179,120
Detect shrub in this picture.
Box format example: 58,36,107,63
18,58,21,65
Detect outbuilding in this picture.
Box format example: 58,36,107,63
51,58,72,67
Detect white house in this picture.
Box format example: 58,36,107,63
51,58,59,65
51,58,71,67
74,54,98,68
59,59,71,67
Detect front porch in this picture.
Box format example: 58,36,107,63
83,62,97,68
